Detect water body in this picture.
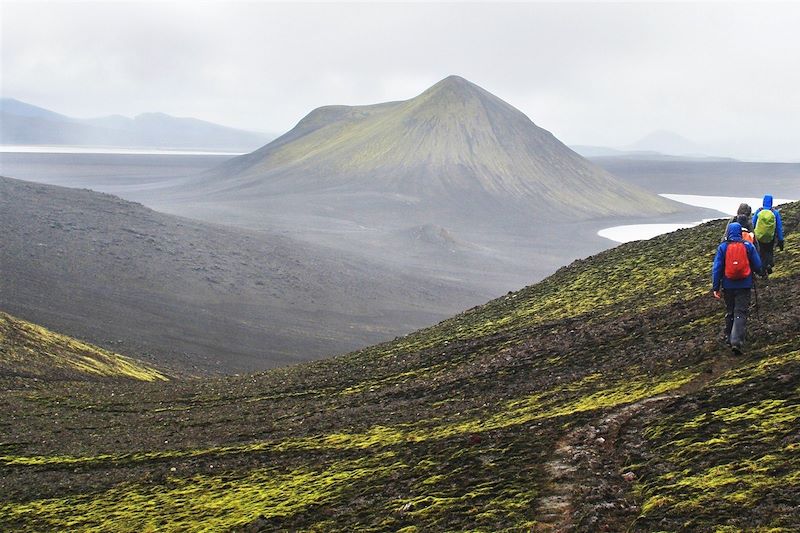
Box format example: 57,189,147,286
599,194,796,243
0,145,244,156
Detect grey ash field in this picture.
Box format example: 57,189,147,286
1,202,799,531
0,176,483,373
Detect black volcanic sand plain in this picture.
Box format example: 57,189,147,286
0,151,232,194
0,176,483,373
1,203,798,531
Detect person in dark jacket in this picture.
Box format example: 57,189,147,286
721,203,753,242
752,194,785,275
712,222,763,354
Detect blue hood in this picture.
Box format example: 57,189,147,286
763,194,774,209
727,222,743,241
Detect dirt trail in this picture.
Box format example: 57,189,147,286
534,354,739,532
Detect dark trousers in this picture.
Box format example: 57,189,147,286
759,239,775,271
724,288,751,346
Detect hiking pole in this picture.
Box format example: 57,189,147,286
752,277,760,321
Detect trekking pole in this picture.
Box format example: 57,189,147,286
753,277,760,321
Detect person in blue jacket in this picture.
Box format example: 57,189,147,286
712,222,763,354
752,194,785,276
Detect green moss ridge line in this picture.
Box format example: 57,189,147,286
1,365,698,469
0,453,405,532
0,312,167,382
711,347,800,388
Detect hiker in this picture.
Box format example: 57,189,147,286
712,222,763,354
721,203,754,242
752,194,785,276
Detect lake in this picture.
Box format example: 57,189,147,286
599,193,796,243
0,145,243,156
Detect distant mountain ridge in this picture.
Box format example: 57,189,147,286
203,75,675,218
571,130,737,161
0,98,272,152
627,129,705,156
571,144,737,163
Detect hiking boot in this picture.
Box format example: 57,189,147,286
731,342,744,355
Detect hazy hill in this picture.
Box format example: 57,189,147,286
573,131,736,161
0,176,482,372
2,201,797,531
572,144,737,162
0,99,113,148
0,99,71,121
627,129,707,157
202,76,673,218
0,98,272,151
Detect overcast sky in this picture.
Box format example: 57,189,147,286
2,1,799,160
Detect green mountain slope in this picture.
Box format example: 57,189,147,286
204,76,675,218
0,311,167,382
1,203,797,531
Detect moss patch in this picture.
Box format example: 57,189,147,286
0,312,167,382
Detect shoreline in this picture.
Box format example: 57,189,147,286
598,193,796,243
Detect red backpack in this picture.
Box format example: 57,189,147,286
725,241,751,280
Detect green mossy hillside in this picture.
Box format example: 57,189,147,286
219,75,674,217
0,202,797,532
0,311,168,382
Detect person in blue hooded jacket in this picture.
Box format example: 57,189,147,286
752,194,785,276
712,222,763,354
